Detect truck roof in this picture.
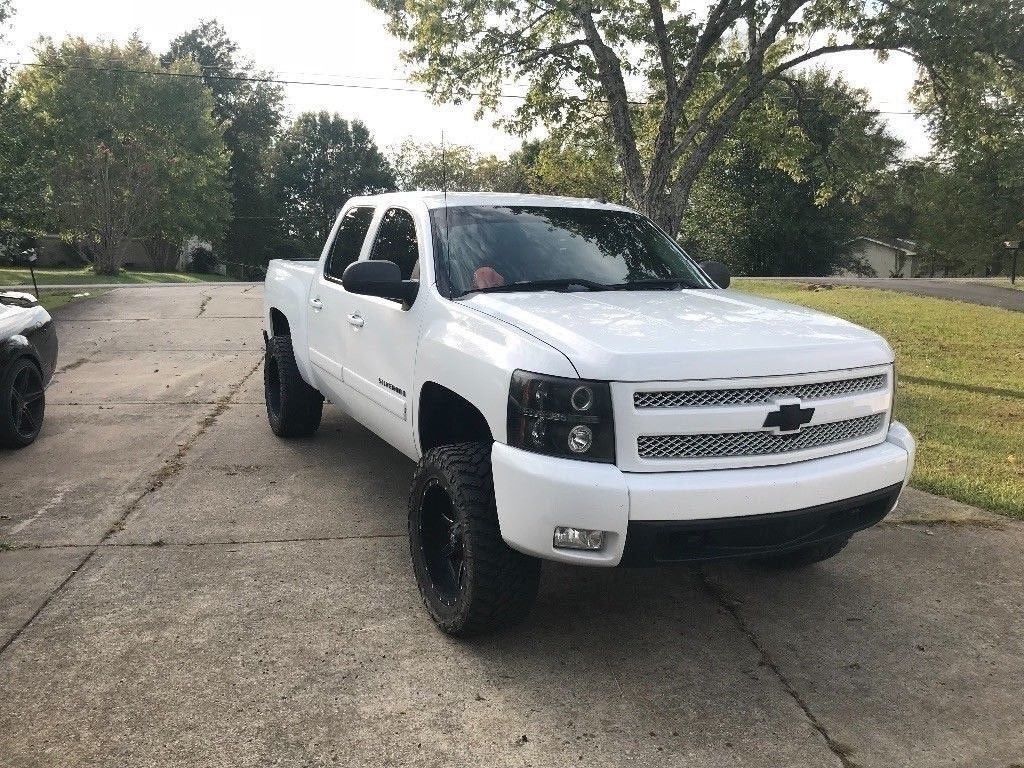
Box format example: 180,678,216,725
345,191,635,213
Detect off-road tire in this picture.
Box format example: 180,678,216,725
0,356,46,449
264,335,323,438
409,442,541,637
754,536,851,569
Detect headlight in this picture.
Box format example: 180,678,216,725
507,370,615,463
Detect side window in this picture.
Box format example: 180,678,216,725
325,207,375,281
370,208,419,280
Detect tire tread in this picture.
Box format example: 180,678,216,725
265,335,323,438
410,442,540,637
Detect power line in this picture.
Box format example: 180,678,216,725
0,58,547,102
0,58,930,115
0,46,535,89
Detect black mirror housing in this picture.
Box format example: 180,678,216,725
699,260,731,288
341,260,418,305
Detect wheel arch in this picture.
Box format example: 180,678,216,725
268,307,291,337
417,381,493,454
0,335,42,373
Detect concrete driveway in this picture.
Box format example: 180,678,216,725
773,276,1024,312
1,284,1022,768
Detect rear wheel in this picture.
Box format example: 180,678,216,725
264,335,323,438
408,442,540,637
754,536,851,569
0,357,45,449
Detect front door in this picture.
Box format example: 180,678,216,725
306,205,376,400
341,206,423,430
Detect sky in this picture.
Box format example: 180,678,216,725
2,0,931,158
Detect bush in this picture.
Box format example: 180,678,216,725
185,243,218,274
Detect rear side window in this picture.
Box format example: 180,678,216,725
325,207,375,281
370,208,419,280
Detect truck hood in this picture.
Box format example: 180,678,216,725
462,289,893,381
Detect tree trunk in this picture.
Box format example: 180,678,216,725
92,241,122,275
651,173,698,238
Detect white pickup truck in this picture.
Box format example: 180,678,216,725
263,192,916,636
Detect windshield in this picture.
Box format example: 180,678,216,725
429,205,712,296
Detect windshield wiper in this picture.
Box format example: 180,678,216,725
605,278,703,290
459,278,612,296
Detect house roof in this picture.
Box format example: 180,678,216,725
846,236,918,256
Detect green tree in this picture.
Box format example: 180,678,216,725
683,72,899,276
273,113,395,258
17,38,230,274
0,0,44,260
909,45,1024,274
391,139,482,191
371,0,1021,236
390,135,618,198
163,20,285,270
390,139,534,193
519,133,623,200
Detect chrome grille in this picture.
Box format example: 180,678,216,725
634,374,887,409
637,413,886,460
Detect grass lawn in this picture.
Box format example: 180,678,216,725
958,277,1024,292
36,288,110,312
0,265,232,286
736,279,1024,518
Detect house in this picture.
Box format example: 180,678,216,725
31,234,163,271
842,237,923,277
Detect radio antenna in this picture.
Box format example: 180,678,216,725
441,130,453,296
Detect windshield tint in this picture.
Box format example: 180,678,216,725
429,205,711,296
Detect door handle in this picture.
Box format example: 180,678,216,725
347,312,364,328
309,297,323,311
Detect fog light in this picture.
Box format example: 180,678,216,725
553,526,605,551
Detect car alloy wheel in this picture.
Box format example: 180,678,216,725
10,363,44,441
418,479,466,606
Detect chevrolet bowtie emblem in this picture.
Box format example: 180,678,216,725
763,402,815,434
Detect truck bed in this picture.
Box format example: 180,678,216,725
264,259,319,379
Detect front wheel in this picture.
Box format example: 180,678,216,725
408,442,540,637
0,357,46,449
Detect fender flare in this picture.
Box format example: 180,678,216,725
0,335,42,372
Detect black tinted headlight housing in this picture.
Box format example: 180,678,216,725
507,370,615,463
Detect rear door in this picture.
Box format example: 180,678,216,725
307,205,375,399
340,206,423,426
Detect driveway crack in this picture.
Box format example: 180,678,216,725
698,570,857,768
196,294,212,317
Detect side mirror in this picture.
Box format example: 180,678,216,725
341,260,418,305
700,260,731,288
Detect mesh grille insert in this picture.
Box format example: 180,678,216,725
637,413,886,460
634,374,887,409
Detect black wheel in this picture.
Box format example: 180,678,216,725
409,442,540,637
264,335,323,438
1,357,45,449
754,536,851,569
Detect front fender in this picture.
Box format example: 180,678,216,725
1,334,44,379
413,303,578,450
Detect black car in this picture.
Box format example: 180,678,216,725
1,291,58,448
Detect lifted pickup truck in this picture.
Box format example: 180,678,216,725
263,192,916,636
